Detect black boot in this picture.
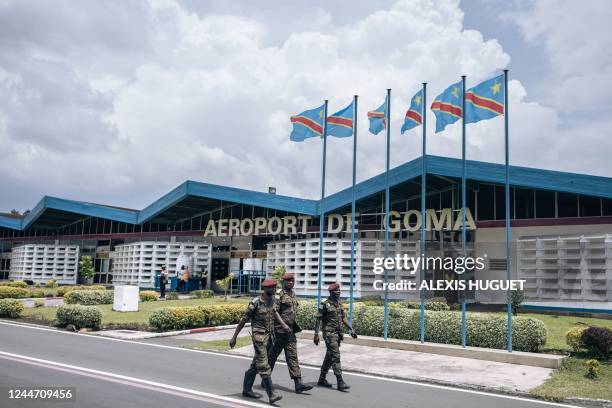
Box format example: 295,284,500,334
294,377,313,394
262,377,282,404
242,372,262,399
317,372,333,387
336,375,350,391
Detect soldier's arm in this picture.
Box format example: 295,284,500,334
341,307,357,338
230,303,254,348
313,303,324,345
274,310,291,333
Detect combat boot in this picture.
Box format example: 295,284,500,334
336,375,350,391
242,372,262,399
262,377,282,404
293,377,313,393
317,372,333,387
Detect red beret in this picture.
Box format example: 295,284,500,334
261,278,277,287
282,273,295,280
328,282,340,291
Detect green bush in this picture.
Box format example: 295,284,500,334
149,304,246,331
191,290,214,299
165,292,179,300
403,299,450,311
34,283,41,288
581,326,612,358
45,279,58,288
34,299,45,308
0,299,24,317
0,281,28,288
585,359,600,379
565,326,587,352
56,304,102,330
64,290,113,305
296,303,547,352
0,286,29,299
57,285,106,297
139,291,158,302
28,289,45,298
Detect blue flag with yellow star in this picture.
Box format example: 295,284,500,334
401,89,424,134
327,101,354,138
465,75,504,124
431,80,462,133
368,96,387,135
289,104,325,142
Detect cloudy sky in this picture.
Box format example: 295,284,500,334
1,0,611,212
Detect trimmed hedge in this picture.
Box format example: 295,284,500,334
0,286,29,299
404,300,450,311
149,304,246,331
0,299,24,317
57,285,106,297
191,290,214,299
565,326,587,352
582,326,612,358
45,279,58,288
56,304,102,330
139,291,158,302
296,302,547,352
29,289,45,298
0,281,28,288
64,290,113,305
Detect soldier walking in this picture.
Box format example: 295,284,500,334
313,282,357,391
267,273,313,394
229,278,290,404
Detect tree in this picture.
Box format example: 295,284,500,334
272,265,286,288
509,289,525,316
79,256,95,282
216,273,234,301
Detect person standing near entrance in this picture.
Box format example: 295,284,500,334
159,266,168,299
314,282,357,391
267,273,313,393
229,278,290,404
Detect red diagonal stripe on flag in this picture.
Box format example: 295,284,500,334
405,109,422,124
290,116,323,134
328,116,353,128
465,92,504,114
431,101,462,117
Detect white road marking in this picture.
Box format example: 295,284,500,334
0,351,268,408
0,320,578,408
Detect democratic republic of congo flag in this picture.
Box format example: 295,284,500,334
327,101,354,138
368,96,387,135
465,75,504,124
401,89,424,134
289,104,325,142
431,80,462,133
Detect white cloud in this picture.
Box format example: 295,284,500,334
0,0,609,213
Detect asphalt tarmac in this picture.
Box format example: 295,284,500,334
0,321,578,408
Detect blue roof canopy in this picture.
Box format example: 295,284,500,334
1,155,611,231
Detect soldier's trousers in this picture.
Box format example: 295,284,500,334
245,332,272,380
321,332,342,376
269,332,301,379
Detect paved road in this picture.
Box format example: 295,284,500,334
0,321,576,408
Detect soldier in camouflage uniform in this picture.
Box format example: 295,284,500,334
230,278,290,404
267,273,313,394
314,282,357,391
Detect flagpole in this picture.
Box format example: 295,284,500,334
316,100,329,307
461,75,467,348
349,95,358,327
383,88,391,341
504,69,513,352
420,82,427,344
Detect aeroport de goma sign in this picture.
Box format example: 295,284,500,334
202,207,476,237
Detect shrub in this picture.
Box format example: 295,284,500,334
57,285,106,297
581,326,612,358
509,289,525,315
34,299,45,308
149,304,246,331
191,289,214,299
56,304,102,330
34,283,41,288
28,289,45,298
64,290,113,305
45,279,58,288
296,304,547,352
139,291,158,302
165,292,179,300
585,359,600,379
0,299,24,317
565,326,587,352
0,281,28,288
0,286,29,299
403,299,450,311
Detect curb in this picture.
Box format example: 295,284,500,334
93,323,251,340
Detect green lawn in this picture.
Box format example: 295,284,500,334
21,297,250,330
182,336,251,351
531,357,612,401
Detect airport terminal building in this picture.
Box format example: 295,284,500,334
1,155,611,312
